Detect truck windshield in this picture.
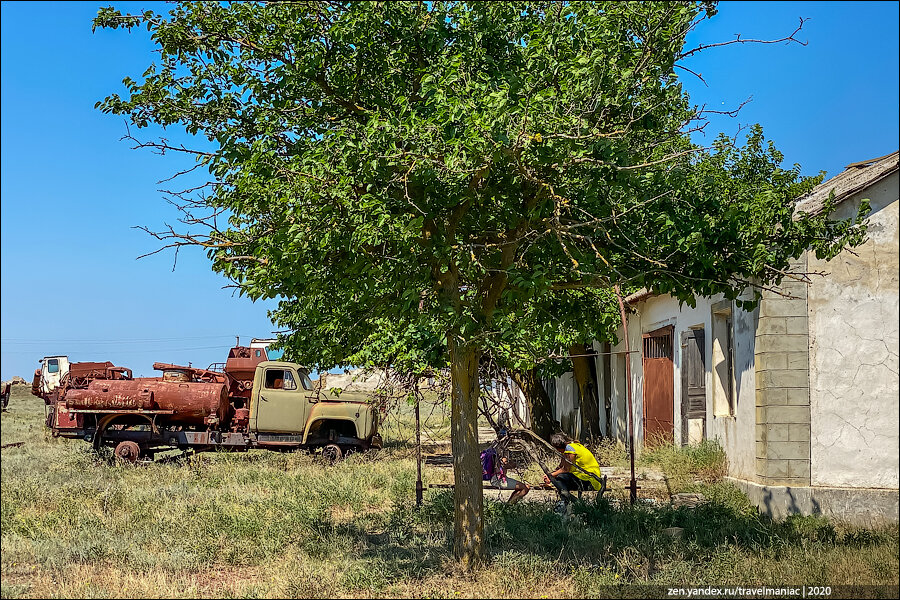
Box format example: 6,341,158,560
47,359,59,374
299,372,313,390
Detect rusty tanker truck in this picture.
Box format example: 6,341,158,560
32,343,381,462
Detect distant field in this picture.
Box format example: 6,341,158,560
1,386,898,598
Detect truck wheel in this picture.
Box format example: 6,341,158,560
321,443,342,464
113,441,141,464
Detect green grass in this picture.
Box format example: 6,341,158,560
2,386,897,598
590,436,727,493
640,437,728,487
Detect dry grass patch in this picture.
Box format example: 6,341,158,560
2,387,897,598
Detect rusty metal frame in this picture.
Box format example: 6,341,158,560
615,284,640,505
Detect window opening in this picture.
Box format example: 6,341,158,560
265,369,297,391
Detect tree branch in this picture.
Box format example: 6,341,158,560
678,17,808,61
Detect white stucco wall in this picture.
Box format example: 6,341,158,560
808,171,900,489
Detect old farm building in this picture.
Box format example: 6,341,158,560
539,151,899,524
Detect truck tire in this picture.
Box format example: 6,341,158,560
321,443,342,464
114,441,141,464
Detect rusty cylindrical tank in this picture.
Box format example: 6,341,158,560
65,378,230,427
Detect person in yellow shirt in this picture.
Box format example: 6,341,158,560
543,433,606,504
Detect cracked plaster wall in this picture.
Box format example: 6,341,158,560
808,172,899,489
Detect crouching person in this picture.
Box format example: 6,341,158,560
481,446,529,504
543,433,606,505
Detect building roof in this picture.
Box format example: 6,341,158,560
624,289,654,305
795,151,899,216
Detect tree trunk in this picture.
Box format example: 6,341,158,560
448,336,483,569
571,342,601,442
510,366,555,441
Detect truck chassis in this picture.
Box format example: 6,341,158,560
55,408,376,463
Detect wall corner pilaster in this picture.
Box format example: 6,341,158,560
754,256,812,486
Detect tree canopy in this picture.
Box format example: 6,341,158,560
96,1,867,566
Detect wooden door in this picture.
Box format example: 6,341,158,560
681,329,707,445
642,326,674,444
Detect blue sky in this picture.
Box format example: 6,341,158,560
2,1,898,381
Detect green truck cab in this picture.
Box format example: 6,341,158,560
249,361,381,459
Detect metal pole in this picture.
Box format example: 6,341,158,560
615,285,639,505
415,388,424,507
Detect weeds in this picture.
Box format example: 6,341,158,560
641,437,728,486
586,435,727,493
1,387,897,598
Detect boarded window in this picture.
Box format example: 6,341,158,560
681,328,707,445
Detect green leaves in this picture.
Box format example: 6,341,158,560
97,1,866,373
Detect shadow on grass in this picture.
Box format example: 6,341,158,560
360,485,898,579
301,482,896,594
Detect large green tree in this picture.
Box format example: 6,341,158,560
96,1,866,566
